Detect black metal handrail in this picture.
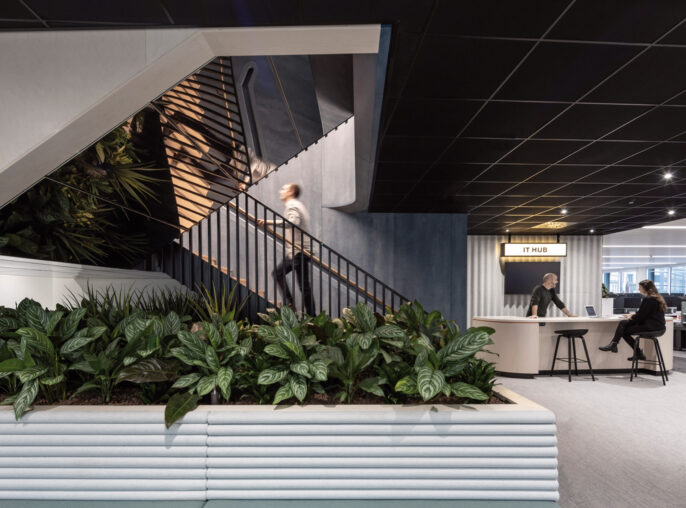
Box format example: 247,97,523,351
148,190,409,319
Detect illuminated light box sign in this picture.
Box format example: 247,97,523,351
501,243,567,257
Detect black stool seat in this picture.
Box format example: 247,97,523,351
630,329,668,385
550,329,595,382
554,329,589,336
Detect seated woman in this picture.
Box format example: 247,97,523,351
599,279,667,361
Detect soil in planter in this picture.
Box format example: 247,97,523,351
1,388,507,407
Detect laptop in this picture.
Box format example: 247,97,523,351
585,305,598,317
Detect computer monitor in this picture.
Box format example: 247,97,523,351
585,306,597,317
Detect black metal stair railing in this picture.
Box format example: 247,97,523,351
146,191,409,319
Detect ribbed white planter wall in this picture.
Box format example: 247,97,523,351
468,235,603,326
0,388,558,502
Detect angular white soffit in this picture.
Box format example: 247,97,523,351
0,25,381,208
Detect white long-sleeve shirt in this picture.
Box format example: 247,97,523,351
270,198,311,258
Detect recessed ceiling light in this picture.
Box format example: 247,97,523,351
561,208,568,214
668,209,676,215
589,229,595,233
664,172,673,180
505,229,510,232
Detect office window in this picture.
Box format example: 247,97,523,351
648,267,670,293
671,266,686,295
621,271,637,293
606,271,621,294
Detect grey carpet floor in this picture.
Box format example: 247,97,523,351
501,369,686,508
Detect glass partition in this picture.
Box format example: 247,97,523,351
671,266,686,295
648,267,670,293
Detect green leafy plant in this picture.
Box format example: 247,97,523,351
165,319,252,426
256,307,329,404
342,302,408,359
68,312,182,403
395,327,495,402
0,299,96,418
0,115,164,266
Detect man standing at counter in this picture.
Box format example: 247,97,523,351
526,273,577,318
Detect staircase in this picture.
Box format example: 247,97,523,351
145,191,408,320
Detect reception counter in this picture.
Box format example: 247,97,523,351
472,316,673,377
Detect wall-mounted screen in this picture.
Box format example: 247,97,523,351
504,261,561,295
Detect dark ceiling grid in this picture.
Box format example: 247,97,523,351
454,15,686,215
470,107,686,231
18,0,48,28
388,0,578,212
4,1,686,234
573,175,686,234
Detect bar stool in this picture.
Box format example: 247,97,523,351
550,329,596,382
630,329,668,385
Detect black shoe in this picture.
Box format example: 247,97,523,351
627,350,647,361
599,342,618,353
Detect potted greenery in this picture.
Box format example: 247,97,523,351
0,291,558,503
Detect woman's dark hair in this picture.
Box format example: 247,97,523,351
638,279,668,311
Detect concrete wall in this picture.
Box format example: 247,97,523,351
467,235,603,326
248,119,469,329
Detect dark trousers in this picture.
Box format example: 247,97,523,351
611,319,653,349
274,253,315,315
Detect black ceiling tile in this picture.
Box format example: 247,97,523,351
509,182,569,196
0,20,43,28
28,0,170,23
656,18,686,45
578,166,654,183
403,37,534,99
378,136,452,163
473,164,545,182
429,0,568,37
163,0,299,26
463,101,567,138
563,141,654,164
0,0,34,18
547,182,614,196
422,163,487,182
458,182,515,195
441,138,521,163
547,0,686,43
524,196,571,207
586,47,686,104
367,195,403,210
478,196,534,207
386,99,482,136
622,142,686,165
374,162,428,181
534,104,650,139
501,140,588,164
528,164,604,182
495,42,641,101
606,107,686,141
385,32,421,98
372,181,417,195
300,0,430,32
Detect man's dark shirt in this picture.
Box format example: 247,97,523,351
526,285,566,317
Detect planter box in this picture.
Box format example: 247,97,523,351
0,388,558,502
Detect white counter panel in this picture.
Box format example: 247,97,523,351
473,316,673,376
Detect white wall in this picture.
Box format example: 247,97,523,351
0,255,184,309
468,235,603,326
